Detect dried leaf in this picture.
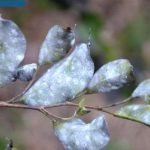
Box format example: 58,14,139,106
23,43,94,106
0,16,26,87
132,79,150,103
53,115,110,150
38,25,75,65
116,104,150,126
14,63,37,81
88,59,134,93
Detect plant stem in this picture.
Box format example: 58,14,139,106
0,101,149,127
0,101,63,121
101,96,133,108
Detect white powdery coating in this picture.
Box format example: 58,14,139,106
132,79,150,102
24,43,94,106
0,17,26,86
88,59,133,93
38,25,75,65
54,115,110,150
16,63,37,81
0,70,14,86
117,104,150,125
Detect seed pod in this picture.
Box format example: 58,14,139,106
38,25,75,65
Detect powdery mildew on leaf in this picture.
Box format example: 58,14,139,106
88,59,133,93
0,16,26,86
14,63,37,81
54,115,110,150
0,70,15,86
132,79,150,103
23,43,94,106
38,25,75,65
116,104,150,125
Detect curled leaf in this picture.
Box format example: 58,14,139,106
0,16,26,87
76,107,90,116
76,98,90,116
53,115,110,150
88,59,134,93
14,63,37,81
38,25,75,65
116,104,150,126
132,79,150,103
23,43,94,106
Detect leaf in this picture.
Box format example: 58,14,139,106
14,63,37,81
0,16,26,87
79,98,85,108
132,79,150,103
23,43,94,106
116,104,150,126
0,70,16,86
53,115,110,150
38,25,75,65
76,107,90,116
88,59,134,93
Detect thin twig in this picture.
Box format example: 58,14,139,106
39,107,63,120
0,101,149,127
113,113,150,128
0,101,62,120
42,96,133,110
7,66,40,103
100,96,133,108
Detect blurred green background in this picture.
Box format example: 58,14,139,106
1,0,150,149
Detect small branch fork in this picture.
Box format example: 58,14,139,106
0,97,149,127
